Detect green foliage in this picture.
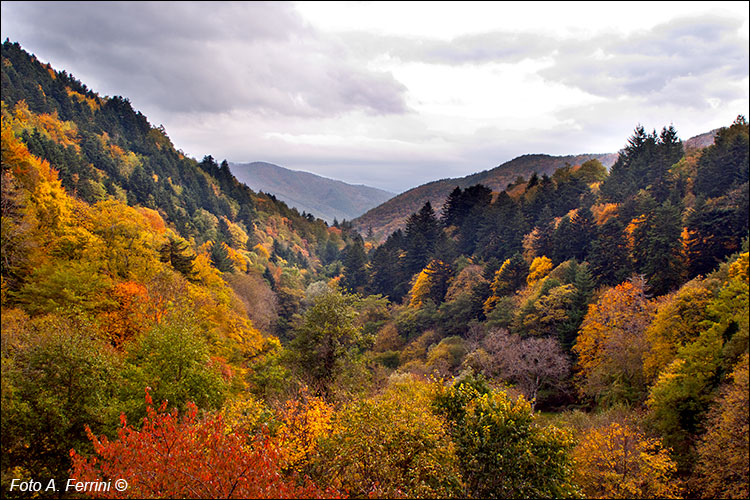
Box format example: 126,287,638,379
341,236,368,294
630,200,685,296
209,240,235,273
600,124,683,203
573,159,607,183
588,216,632,287
288,285,363,396
1,311,123,486
159,235,197,280
13,260,115,315
123,311,230,416
433,376,579,499
426,336,468,376
646,268,749,469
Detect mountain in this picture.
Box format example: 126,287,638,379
229,161,394,223
352,153,618,241
684,128,720,151
0,39,365,338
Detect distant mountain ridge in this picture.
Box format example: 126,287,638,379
684,128,720,151
352,153,618,241
229,161,395,223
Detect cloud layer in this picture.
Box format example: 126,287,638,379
1,1,747,192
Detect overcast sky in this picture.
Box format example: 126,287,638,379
2,1,748,193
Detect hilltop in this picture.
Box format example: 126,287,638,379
353,152,618,241
230,161,394,224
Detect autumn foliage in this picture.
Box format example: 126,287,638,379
70,390,338,499
573,422,680,499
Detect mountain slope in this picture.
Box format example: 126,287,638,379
230,161,394,223
684,128,720,151
353,153,617,240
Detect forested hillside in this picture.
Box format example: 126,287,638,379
2,40,748,500
352,152,617,241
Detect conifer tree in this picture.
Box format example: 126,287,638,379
631,200,685,296
209,240,235,273
404,202,440,276
159,236,198,281
341,236,368,294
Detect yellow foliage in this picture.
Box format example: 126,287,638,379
643,280,714,382
65,87,100,111
11,100,79,149
625,214,647,251
81,200,167,280
275,392,334,472
527,256,553,286
221,395,269,437
1,119,73,236
253,243,270,261
573,422,681,499
225,245,248,273
573,277,656,404
591,203,619,225
692,353,749,499
728,252,749,283
409,259,450,308
409,267,433,307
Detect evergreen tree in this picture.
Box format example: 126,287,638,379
475,192,525,262
210,241,235,273
588,217,632,287
341,236,368,294
369,230,409,301
600,125,656,203
159,236,198,281
263,266,276,290
694,116,749,199
404,202,440,276
631,200,685,296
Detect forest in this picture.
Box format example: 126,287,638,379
1,39,748,499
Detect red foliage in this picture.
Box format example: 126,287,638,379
70,390,341,499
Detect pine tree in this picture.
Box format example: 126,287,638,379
404,202,440,276
589,217,632,287
695,116,749,199
631,200,685,296
159,236,198,280
210,240,235,273
341,236,368,294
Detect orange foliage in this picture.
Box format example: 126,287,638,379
1,119,72,235
100,281,152,347
70,391,339,499
12,100,79,149
137,207,167,234
591,203,619,225
66,87,101,111
225,245,248,273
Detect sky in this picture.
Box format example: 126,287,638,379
1,1,748,193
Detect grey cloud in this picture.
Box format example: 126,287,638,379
342,31,555,64
343,15,746,109
1,1,407,117
540,16,749,105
